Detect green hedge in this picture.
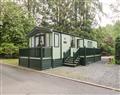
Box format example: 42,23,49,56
115,36,120,64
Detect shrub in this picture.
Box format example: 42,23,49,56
101,44,114,56
0,43,18,58
115,36,120,64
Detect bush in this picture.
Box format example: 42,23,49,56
101,44,114,56
0,43,18,58
115,36,120,64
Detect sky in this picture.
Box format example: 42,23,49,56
99,0,120,27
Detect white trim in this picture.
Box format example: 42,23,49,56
80,54,101,58
43,57,51,59
30,57,40,60
19,57,51,60
19,57,28,59
30,57,51,60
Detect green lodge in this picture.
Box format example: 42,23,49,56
19,27,101,70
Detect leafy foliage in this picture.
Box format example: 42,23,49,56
91,21,120,55
20,0,102,37
0,43,18,55
0,2,35,56
115,36,120,64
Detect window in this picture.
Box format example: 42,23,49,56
71,37,75,48
35,36,39,47
31,37,34,47
40,35,45,46
77,39,80,48
87,41,92,48
46,34,51,47
35,34,45,47
29,38,32,47
54,33,59,47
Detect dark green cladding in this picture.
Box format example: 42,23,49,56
29,59,42,70
42,59,52,70
19,47,101,70
19,58,63,70
19,58,29,67
53,59,63,68
80,55,101,66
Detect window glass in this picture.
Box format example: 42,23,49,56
71,37,75,48
46,34,50,47
35,36,39,47
29,38,32,47
40,36,45,46
87,41,92,48
54,33,59,47
31,37,34,47
77,39,81,48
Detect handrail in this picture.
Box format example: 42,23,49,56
19,47,52,58
63,48,71,62
73,48,83,63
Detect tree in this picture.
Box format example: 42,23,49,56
36,0,103,37
91,21,120,55
0,1,35,55
5,0,103,38
0,43,18,57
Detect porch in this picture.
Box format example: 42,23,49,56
19,47,53,70
63,47,101,66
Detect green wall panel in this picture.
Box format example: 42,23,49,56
19,58,29,67
80,55,101,66
42,59,52,70
53,59,63,68
29,59,41,70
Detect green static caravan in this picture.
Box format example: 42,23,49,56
19,27,101,70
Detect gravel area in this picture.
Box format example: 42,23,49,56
43,57,120,89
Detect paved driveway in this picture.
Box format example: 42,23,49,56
0,64,119,95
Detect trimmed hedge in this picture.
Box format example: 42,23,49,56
115,36,120,64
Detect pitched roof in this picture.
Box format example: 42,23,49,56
28,26,79,37
28,27,52,37
27,26,98,43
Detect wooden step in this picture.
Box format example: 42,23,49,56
64,63,77,67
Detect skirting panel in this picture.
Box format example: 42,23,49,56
80,55,101,66
29,59,41,70
42,59,52,70
19,58,29,67
95,56,101,61
53,59,63,68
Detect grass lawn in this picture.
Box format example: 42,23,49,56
0,59,18,66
